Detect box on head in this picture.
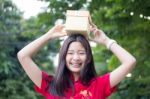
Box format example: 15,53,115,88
65,10,91,37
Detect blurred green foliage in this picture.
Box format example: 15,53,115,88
0,0,150,98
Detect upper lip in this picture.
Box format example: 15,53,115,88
71,62,81,64
70,62,82,66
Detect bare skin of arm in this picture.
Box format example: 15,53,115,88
90,24,136,88
17,25,67,88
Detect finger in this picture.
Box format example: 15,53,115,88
94,29,102,37
93,28,99,33
90,23,97,28
90,27,97,32
92,28,98,35
89,15,92,24
61,24,65,27
55,24,64,28
62,28,67,35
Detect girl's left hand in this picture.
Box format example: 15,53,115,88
89,23,110,46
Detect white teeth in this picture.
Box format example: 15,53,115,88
70,63,81,67
72,64,80,66
73,64,79,65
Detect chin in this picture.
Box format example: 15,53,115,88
70,68,81,73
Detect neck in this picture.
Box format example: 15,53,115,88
72,73,80,81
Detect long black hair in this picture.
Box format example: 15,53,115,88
49,34,97,97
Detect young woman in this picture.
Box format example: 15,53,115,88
17,23,136,99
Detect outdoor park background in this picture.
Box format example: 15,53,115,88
0,0,150,99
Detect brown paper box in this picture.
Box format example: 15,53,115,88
65,10,90,37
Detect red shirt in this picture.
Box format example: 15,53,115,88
34,71,117,99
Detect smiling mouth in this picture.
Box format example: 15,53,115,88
70,63,82,68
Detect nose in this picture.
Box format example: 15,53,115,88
72,53,80,61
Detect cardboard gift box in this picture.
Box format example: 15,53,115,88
65,10,90,37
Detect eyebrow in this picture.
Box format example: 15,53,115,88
67,50,86,52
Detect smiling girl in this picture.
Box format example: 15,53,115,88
17,23,136,99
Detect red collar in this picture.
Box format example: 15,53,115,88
69,73,81,83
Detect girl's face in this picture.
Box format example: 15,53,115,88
66,41,87,76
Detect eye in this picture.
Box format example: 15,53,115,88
67,52,73,55
79,52,86,55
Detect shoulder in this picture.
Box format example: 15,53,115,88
89,73,110,86
95,73,117,97
41,71,53,89
96,73,110,82
42,71,53,82
34,71,53,96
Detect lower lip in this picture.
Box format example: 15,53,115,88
71,64,81,68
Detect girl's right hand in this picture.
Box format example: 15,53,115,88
47,24,67,39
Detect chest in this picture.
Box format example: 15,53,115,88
46,80,105,99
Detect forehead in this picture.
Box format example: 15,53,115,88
68,41,85,50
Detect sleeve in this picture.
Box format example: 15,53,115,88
98,73,117,97
34,71,52,96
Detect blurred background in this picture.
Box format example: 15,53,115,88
0,0,150,99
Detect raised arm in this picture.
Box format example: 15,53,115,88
17,25,67,88
90,24,136,88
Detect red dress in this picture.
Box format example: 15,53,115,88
34,71,117,99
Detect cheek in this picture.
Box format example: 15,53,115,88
82,55,87,62
66,55,70,63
